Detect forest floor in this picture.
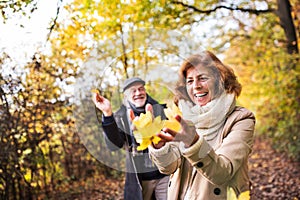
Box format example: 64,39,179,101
68,136,300,200
249,137,300,200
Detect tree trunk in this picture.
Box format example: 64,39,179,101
276,0,299,54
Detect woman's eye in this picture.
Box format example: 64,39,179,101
186,79,193,84
199,77,208,81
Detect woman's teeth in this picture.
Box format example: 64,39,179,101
195,93,207,98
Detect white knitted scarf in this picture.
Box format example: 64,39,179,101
178,93,236,141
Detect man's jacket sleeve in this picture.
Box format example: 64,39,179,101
102,115,126,151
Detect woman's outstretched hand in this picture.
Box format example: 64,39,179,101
156,115,199,148
129,104,199,149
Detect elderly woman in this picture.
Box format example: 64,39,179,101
148,51,255,199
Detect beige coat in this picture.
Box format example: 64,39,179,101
149,107,255,200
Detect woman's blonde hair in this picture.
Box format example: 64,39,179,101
175,51,242,102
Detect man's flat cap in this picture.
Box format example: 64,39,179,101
122,77,145,92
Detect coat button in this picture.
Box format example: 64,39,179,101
196,162,203,168
214,188,221,195
169,181,171,187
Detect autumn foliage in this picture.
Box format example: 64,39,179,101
1,0,299,199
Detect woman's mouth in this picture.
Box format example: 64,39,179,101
194,93,208,98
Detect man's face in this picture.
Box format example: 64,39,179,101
126,83,147,108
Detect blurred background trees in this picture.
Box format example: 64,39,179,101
0,0,299,199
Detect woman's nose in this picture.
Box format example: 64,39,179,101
193,79,202,89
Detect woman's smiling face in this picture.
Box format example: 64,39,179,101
185,65,217,106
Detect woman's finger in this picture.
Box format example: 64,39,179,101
174,114,182,122
152,139,166,149
175,115,194,129
157,131,175,142
175,114,188,127
162,127,178,137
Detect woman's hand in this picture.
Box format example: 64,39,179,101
152,137,167,149
157,115,199,148
92,92,113,116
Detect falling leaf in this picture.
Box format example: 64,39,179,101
132,111,164,151
163,104,182,132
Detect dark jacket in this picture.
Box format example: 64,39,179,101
102,95,167,200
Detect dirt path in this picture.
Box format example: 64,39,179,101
249,137,300,200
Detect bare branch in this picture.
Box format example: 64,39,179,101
171,1,275,15
46,0,63,41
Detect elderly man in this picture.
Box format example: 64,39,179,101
92,77,169,200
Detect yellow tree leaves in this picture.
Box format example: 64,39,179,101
132,104,182,151
132,111,164,151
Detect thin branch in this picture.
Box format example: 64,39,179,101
171,1,275,15
46,0,63,42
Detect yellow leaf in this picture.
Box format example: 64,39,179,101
132,111,164,151
28,128,35,133
152,136,161,144
163,104,182,131
227,187,237,200
91,89,100,94
137,139,151,151
166,103,182,117
238,191,250,200
163,120,181,132
133,111,153,129
227,187,250,200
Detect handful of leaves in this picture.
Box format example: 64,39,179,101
132,104,182,151
132,111,164,151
